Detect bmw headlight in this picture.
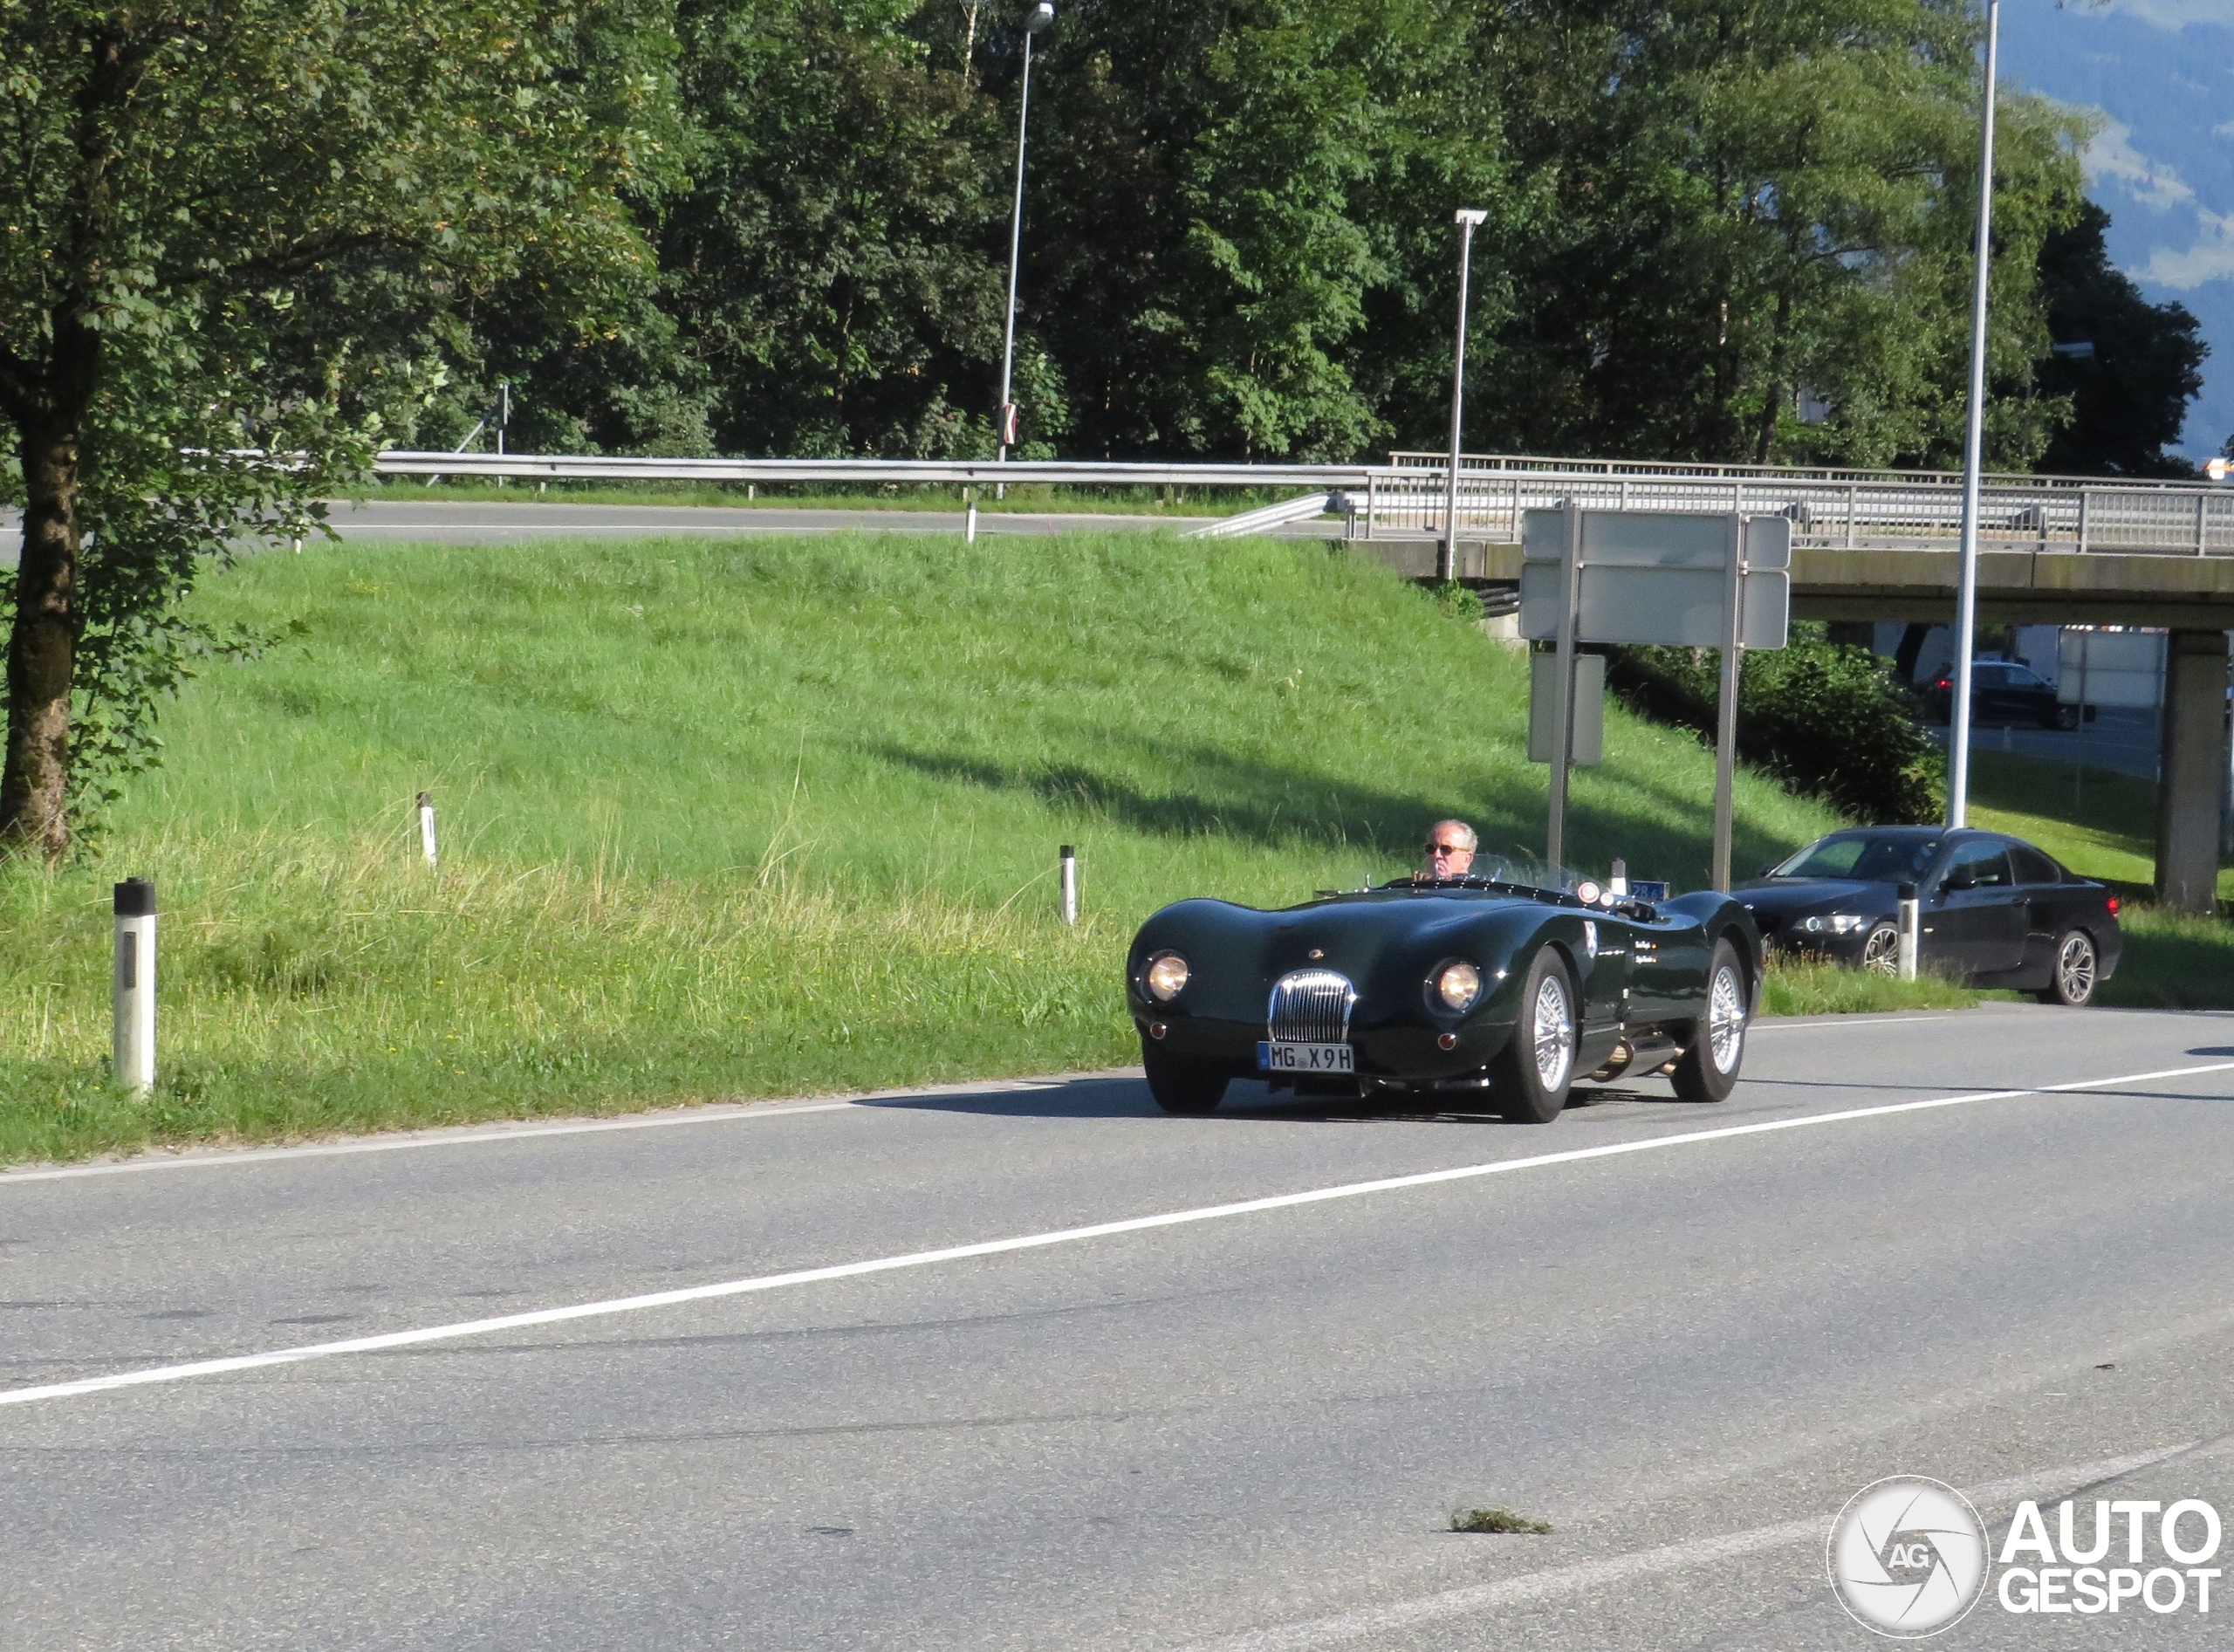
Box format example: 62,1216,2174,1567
1801,914,1867,935
1432,959,1483,1012
1144,952,1189,1001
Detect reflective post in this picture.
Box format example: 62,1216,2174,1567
113,878,156,1095
1897,882,1921,981
1059,844,1078,925
418,790,438,867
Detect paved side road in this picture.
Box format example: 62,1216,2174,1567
7,1003,2234,1649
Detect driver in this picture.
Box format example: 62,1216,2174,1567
1422,819,1477,881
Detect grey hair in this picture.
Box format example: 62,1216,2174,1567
1429,819,1478,852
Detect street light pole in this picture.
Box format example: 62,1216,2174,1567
1442,209,1489,584
997,2,1055,475
1948,0,2001,829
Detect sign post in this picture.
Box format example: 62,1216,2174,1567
1520,509,1791,887
1710,513,1746,892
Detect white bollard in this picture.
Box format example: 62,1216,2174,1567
966,495,979,544
1609,857,1628,897
418,791,439,867
113,878,156,1095
1059,844,1078,925
1897,882,1920,981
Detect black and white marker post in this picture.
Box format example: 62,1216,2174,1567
113,878,156,1095
1059,844,1079,925
417,791,438,868
1897,882,1921,981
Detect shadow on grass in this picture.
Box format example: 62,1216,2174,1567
874,738,1809,890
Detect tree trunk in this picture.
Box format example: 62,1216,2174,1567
1,415,85,860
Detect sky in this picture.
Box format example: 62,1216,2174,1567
2000,0,2234,460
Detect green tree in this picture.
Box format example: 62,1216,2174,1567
2033,200,2207,478
0,0,671,856
662,0,1008,458
1469,0,2085,470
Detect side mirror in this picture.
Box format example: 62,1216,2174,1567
1943,866,1977,893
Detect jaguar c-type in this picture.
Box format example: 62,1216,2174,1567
1127,867,1763,1122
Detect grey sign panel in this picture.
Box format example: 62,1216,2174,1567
1520,509,1792,570
1519,563,1791,648
1518,508,1792,648
1528,652,1604,765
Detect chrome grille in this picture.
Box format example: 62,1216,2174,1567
1267,969,1357,1044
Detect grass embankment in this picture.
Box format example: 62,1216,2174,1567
1966,748,2234,1008
346,478,1277,515
0,529,2148,1163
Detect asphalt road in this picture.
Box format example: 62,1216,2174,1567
9,1003,2234,1649
1926,706,2164,783
0,499,1355,566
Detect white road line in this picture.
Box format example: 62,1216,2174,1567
1171,1447,2191,1652
4,1058,2230,1409
0,1076,1080,1183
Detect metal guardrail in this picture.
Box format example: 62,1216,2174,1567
373,450,2234,557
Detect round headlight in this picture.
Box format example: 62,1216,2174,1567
1434,959,1482,1011
1144,952,1189,1002
1573,880,1602,907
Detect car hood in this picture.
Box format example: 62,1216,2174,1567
1735,879,1896,928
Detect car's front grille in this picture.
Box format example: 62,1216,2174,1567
1267,969,1357,1044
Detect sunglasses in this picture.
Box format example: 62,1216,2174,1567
1427,841,1469,856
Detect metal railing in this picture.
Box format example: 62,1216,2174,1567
371,449,2234,557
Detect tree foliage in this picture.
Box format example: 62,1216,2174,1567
2033,199,2208,477
0,0,674,853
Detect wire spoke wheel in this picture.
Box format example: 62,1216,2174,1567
1532,972,1574,1093
1706,963,1746,1073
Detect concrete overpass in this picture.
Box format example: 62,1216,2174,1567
1351,455,2234,915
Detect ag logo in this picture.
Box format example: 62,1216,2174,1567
1827,1477,1991,1638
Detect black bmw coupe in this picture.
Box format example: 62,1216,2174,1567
1738,826,2121,1004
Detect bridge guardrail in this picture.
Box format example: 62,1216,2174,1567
371,451,2232,558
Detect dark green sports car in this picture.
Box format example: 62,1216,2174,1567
1127,870,1763,1123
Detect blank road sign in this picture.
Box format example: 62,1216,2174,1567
1518,510,1792,649
1527,651,1604,765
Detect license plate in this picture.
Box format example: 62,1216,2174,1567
1257,1041,1354,1073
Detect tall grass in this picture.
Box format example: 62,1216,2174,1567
0,526,1889,1164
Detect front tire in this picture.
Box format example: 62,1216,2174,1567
1142,1045,1229,1114
2038,929,2099,1006
1858,922,1901,976
1490,949,1577,1124
1672,941,1747,1101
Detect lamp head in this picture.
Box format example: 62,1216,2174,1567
1454,208,1490,227
1025,2,1054,32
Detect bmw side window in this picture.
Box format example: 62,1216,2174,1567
1943,841,2011,888
2011,846,2059,885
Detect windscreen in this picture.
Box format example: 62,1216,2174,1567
1771,833,1941,883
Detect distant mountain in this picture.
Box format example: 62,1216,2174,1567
2004,0,2234,461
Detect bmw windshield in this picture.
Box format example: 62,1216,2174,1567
1768,833,1941,883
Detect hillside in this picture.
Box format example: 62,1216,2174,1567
3,529,1854,1160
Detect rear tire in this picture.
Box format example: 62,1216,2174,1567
1672,941,1747,1102
1142,1045,1229,1114
2037,930,2099,1006
1490,949,1577,1124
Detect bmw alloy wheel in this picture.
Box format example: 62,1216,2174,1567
1532,972,1574,1091
1706,963,1746,1073
2052,931,2097,1006
1859,923,1900,976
